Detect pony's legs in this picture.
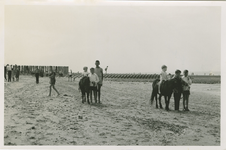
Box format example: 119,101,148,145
82,91,85,103
164,96,168,110
167,95,172,111
87,92,90,104
159,95,163,109
155,95,158,108
164,95,169,111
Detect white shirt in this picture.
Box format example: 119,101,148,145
83,71,89,77
160,71,168,81
88,73,99,87
182,76,192,91
7,66,12,71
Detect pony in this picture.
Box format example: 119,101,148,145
79,76,90,104
150,77,185,111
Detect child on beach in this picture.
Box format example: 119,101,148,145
94,60,103,104
48,68,60,97
78,67,89,92
68,70,72,82
158,65,169,94
82,67,89,77
89,68,99,103
182,70,192,111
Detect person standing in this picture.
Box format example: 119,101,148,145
16,67,20,81
94,60,103,104
68,70,72,82
12,66,16,82
182,70,192,111
173,70,183,111
7,64,12,82
89,68,99,103
35,67,40,84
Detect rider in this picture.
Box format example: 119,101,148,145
158,65,169,94
82,66,89,77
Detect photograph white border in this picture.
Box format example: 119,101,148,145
0,0,225,150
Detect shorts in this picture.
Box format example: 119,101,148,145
183,90,190,95
90,86,97,91
50,78,56,85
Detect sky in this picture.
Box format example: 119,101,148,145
4,5,221,75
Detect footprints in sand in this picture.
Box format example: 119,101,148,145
4,77,220,145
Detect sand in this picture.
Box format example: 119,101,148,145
4,76,220,146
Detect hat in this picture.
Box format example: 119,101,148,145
175,70,181,74
161,65,167,69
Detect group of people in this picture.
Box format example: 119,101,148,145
48,60,103,103
4,62,191,110
4,64,20,82
79,60,104,104
158,65,192,111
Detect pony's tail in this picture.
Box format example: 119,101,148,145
150,79,159,105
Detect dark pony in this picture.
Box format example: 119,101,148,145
79,76,90,104
150,77,184,111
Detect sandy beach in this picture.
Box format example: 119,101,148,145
4,75,220,146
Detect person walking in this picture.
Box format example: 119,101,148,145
48,68,60,96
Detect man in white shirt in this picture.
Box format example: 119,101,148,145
89,68,99,103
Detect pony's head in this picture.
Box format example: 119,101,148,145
168,77,181,89
80,76,90,86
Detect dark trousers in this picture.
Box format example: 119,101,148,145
35,73,39,84
174,92,182,110
8,71,11,82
